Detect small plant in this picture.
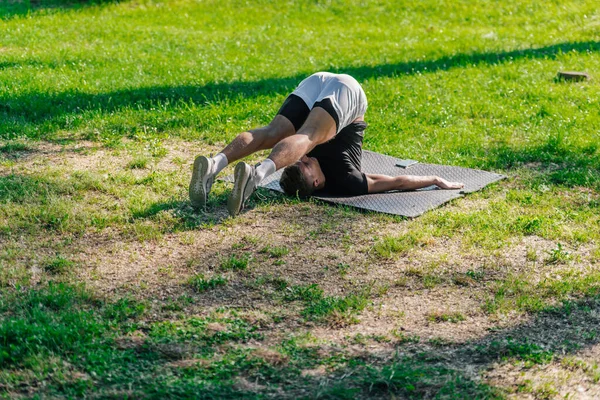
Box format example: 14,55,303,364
260,245,289,258
428,337,451,346
254,275,288,290
526,248,538,262
220,254,251,270
104,297,147,322
127,157,149,169
545,243,571,265
423,274,444,289
391,330,421,344
336,263,350,276
478,339,554,367
188,274,227,292
162,295,194,311
372,232,427,258
284,284,370,323
43,255,74,274
465,269,485,281
427,311,466,323
284,284,324,302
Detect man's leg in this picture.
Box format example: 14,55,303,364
227,107,336,216
189,115,295,209
267,107,337,169
220,115,296,164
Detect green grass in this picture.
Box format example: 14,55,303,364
42,255,75,274
1,0,600,397
427,311,467,324
484,270,600,314
0,283,502,398
219,253,251,271
188,274,227,292
477,339,555,368
127,156,149,169
259,245,289,258
284,283,372,323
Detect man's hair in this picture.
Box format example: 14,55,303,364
279,165,315,198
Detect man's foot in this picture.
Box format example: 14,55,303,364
227,162,259,217
189,156,215,209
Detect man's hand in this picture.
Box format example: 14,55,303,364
435,177,464,190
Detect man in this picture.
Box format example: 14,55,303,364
189,72,464,216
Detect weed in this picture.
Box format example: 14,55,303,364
259,245,289,258
390,330,421,344
104,297,147,323
284,284,371,323
43,255,74,274
545,243,571,265
254,275,288,291
284,284,324,302
162,295,194,311
526,247,538,262
428,337,452,346
478,338,554,366
372,232,429,258
427,311,466,323
149,316,262,346
422,274,444,289
336,262,350,276
127,157,149,169
188,274,227,292
220,254,251,271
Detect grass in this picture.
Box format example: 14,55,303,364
188,274,227,292
0,283,502,398
219,253,251,271
1,0,599,397
427,311,467,324
42,255,75,274
284,283,372,324
259,245,289,258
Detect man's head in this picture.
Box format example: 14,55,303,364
280,155,325,197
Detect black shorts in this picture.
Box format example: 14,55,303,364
276,94,339,132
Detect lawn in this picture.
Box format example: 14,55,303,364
1,0,599,398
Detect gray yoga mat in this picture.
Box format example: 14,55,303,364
228,151,505,217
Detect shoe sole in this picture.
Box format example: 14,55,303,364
227,162,251,217
189,156,210,209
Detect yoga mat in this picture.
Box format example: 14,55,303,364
228,151,505,217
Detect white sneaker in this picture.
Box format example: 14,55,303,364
189,156,215,209
227,162,259,217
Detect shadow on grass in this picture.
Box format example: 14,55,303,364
131,198,232,231
470,134,600,188
1,40,598,139
0,0,119,19
1,278,599,397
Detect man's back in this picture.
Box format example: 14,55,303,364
308,121,369,196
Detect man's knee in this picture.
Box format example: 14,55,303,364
255,115,295,148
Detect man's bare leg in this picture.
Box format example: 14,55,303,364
189,115,295,209
266,108,336,169
220,115,295,164
227,107,337,216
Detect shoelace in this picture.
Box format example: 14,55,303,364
206,175,214,193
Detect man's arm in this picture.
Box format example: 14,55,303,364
366,174,464,194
